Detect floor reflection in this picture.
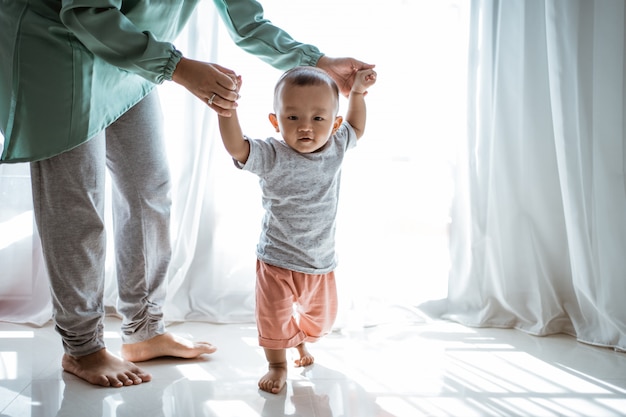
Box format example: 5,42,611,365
3,318,626,417
260,365,396,417
49,362,397,417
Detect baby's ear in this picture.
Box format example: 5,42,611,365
332,116,343,134
268,113,280,132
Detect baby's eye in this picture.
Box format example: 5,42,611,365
287,115,298,120
314,116,325,121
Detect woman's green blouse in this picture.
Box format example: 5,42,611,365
0,0,322,163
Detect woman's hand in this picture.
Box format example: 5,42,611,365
316,56,375,97
172,57,241,117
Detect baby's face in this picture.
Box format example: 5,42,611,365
270,83,341,154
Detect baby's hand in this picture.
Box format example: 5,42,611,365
351,69,377,95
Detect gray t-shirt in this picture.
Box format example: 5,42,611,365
237,122,357,274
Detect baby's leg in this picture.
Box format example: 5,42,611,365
259,348,288,394
294,342,314,367
292,271,338,368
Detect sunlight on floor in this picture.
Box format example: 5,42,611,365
204,400,259,417
1,318,626,416
177,363,217,382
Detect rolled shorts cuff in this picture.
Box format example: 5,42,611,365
259,331,307,350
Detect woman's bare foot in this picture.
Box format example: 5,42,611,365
120,332,217,362
294,343,314,367
259,362,288,394
62,349,151,388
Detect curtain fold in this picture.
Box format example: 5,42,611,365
0,164,52,325
445,0,626,350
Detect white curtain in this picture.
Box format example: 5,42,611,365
0,163,50,325
1,0,468,327
443,0,626,350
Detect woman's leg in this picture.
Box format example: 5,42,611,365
104,90,170,344
31,131,150,387
31,132,107,358
106,90,217,362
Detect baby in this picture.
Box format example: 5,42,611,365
218,65,377,393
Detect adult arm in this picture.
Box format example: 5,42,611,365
212,0,322,70
60,0,239,115
214,0,375,96
59,0,183,83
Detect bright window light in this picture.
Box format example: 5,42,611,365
0,331,34,339
177,364,216,381
204,400,260,417
0,352,18,379
0,211,33,251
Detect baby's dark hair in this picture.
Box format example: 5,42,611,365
273,66,339,111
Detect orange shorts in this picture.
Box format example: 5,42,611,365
255,259,338,349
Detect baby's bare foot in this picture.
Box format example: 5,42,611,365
294,343,314,367
62,349,151,388
121,332,217,362
259,362,288,394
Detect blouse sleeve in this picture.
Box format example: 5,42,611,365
212,0,323,70
59,0,183,84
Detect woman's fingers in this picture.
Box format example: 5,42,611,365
206,70,241,116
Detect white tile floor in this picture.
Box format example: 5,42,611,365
1,315,626,417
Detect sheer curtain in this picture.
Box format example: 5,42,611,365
442,0,626,350
1,0,468,327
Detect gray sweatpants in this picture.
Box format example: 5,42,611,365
30,91,171,357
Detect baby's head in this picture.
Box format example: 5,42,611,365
269,67,342,154
273,66,340,113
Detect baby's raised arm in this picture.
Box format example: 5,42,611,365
217,76,250,164
345,69,377,139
